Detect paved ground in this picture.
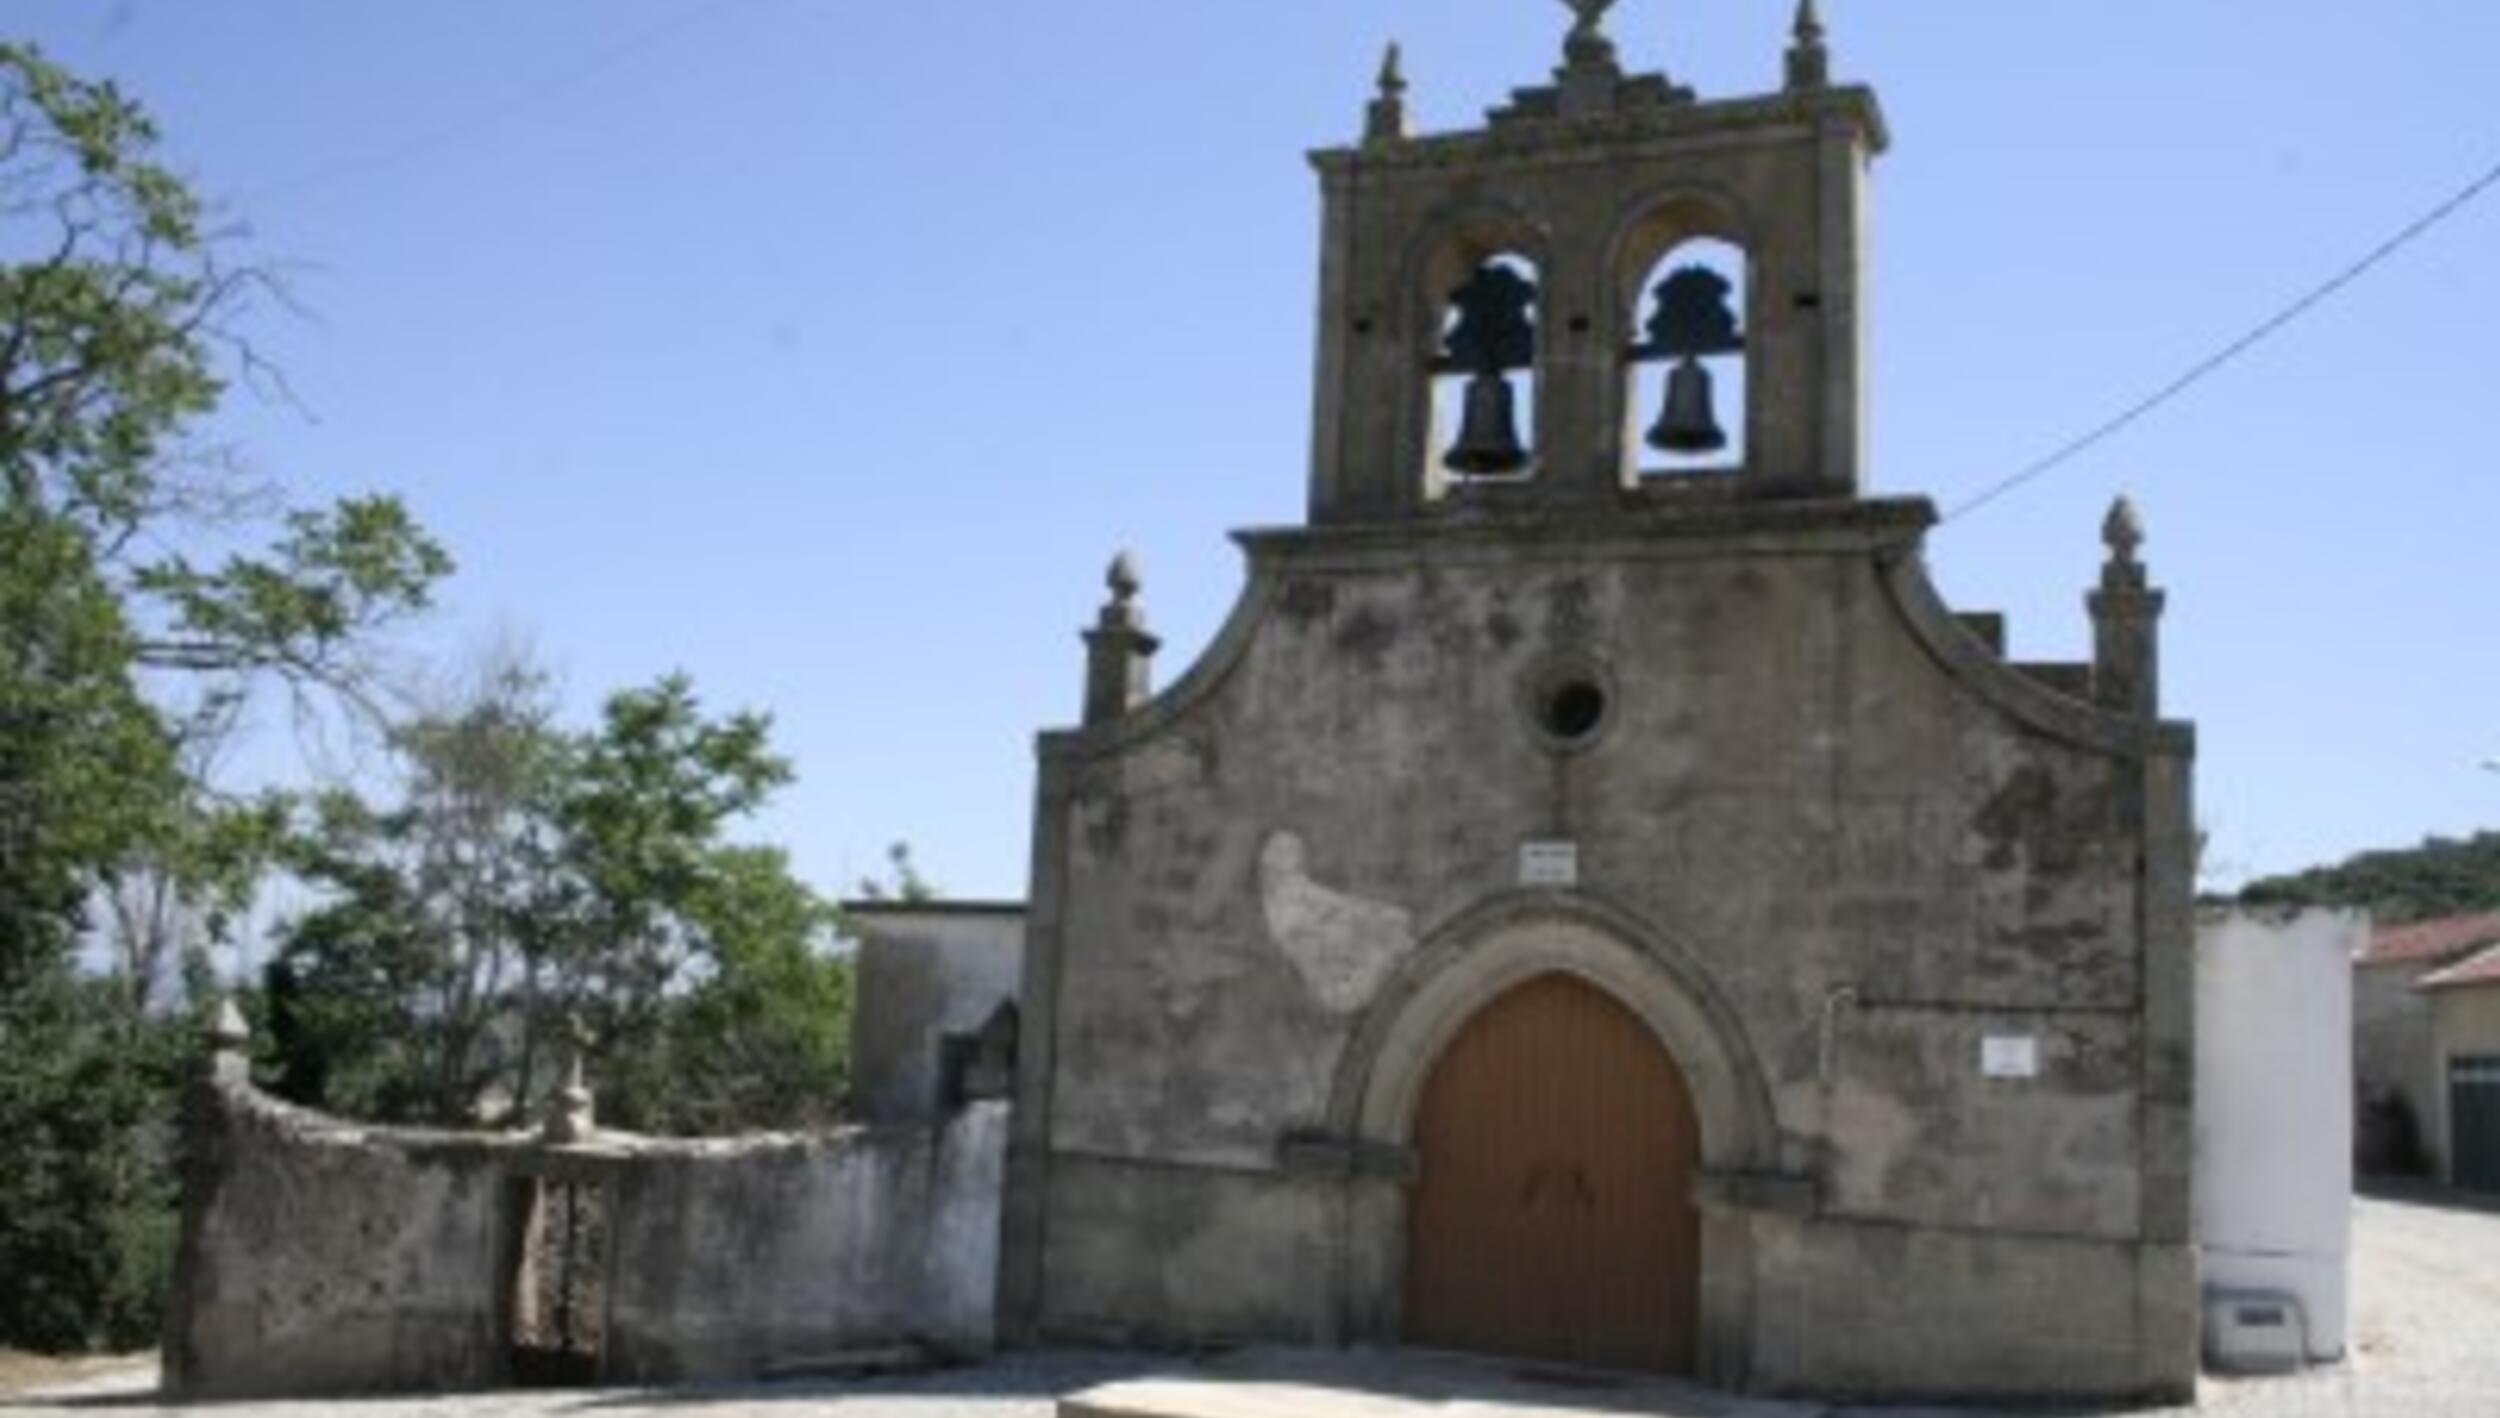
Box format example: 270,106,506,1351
8,1194,2497,1417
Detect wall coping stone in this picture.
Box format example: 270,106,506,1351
201,1070,967,1166
1310,84,1890,176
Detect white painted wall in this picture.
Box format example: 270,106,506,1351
2196,908,2362,1363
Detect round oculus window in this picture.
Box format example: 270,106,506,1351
1523,659,1617,751
1541,680,1608,742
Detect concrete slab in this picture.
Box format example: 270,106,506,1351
1059,1348,1820,1418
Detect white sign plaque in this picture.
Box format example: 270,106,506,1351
1519,841,1580,888
1982,1035,2040,1080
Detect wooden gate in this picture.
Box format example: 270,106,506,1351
1404,973,1701,1374
2452,1055,2500,1195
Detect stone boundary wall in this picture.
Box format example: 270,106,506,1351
164,1060,1005,1400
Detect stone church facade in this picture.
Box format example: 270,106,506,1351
158,6,2204,1405
1001,4,2198,1401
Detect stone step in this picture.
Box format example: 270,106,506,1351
1058,1348,1820,1418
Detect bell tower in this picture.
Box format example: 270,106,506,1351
1305,0,1886,523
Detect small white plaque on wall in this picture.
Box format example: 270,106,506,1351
1982,1035,2040,1080
1519,841,1580,888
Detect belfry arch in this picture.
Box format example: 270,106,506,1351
1403,204,1556,502
1604,188,1758,485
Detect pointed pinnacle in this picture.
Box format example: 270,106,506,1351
2103,497,2145,561
1794,0,1827,45
1786,0,1832,90
1378,42,1406,98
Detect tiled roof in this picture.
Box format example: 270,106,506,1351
2359,911,2500,967
2421,942,2500,991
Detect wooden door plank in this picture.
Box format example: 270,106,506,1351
1404,973,1700,1374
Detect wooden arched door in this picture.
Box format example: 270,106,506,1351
1403,972,1701,1374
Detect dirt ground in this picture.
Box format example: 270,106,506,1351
0,1352,153,1397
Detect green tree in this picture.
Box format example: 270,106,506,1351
268,672,851,1134
537,674,793,1126
0,968,188,1352
0,511,173,995
2240,831,2500,925
649,845,851,1134
269,657,563,1122
0,41,450,985
0,44,448,1352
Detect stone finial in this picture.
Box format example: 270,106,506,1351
1786,0,1831,90
208,996,250,1050
2090,496,2164,719
1107,549,1142,605
1365,42,1412,146
2103,495,2145,566
543,1032,596,1144
1560,0,1621,71
206,996,251,1084
1084,551,1161,727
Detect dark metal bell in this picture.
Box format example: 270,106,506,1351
1647,355,1726,454
1445,373,1529,475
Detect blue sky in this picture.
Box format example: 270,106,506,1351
18,0,2500,903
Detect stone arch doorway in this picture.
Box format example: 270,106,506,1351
1403,971,1702,1374
1325,898,1783,1388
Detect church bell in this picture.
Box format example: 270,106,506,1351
1445,371,1530,475
1647,354,1726,455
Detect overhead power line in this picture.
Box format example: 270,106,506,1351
1947,151,2500,525
240,0,783,205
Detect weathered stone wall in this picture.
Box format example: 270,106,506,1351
849,905,1025,1124
1006,499,2196,1401
165,1074,512,1398
603,1103,1006,1384
1747,1214,2173,1397
166,1064,1005,1400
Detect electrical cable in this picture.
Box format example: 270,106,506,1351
239,0,785,205
1945,151,2500,525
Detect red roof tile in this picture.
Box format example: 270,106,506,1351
2421,943,2500,991
2359,911,2500,967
